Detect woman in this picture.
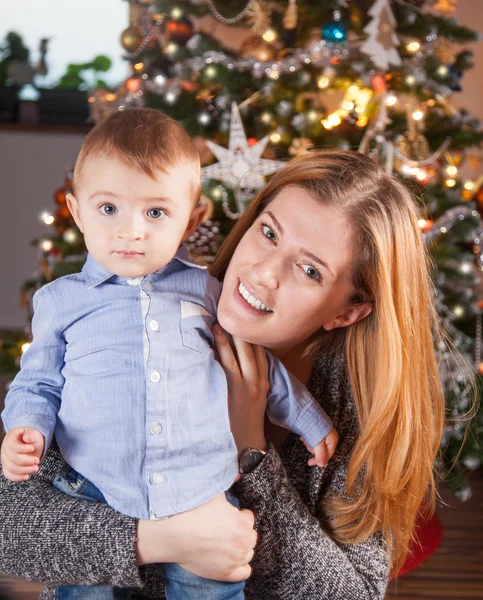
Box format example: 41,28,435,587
0,151,444,599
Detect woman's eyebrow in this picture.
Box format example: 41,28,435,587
300,249,334,277
265,211,284,234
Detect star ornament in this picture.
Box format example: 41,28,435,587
202,102,285,197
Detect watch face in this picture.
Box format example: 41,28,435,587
241,449,265,473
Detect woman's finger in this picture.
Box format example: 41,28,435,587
212,325,241,382
253,344,269,381
232,336,259,382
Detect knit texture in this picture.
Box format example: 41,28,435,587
0,352,388,599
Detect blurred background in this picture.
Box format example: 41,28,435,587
0,0,482,598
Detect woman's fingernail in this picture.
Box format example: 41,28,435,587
213,324,223,335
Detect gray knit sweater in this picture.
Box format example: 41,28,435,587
0,353,389,599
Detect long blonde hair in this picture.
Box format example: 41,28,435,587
211,150,445,570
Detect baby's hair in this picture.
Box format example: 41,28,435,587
73,108,201,202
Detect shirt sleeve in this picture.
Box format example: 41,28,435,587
1,287,65,457
0,441,148,590
266,353,333,448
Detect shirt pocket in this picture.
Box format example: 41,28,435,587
180,300,215,353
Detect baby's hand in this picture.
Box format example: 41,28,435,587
301,427,339,468
1,427,45,481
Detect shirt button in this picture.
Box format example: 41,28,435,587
150,371,161,383
150,472,165,485
150,422,162,435
144,282,154,292
149,320,159,332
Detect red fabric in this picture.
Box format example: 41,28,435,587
394,513,444,579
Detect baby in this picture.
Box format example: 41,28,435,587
1,108,338,600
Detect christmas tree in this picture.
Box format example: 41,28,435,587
4,0,483,497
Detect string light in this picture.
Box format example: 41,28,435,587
40,211,54,225
260,112,272,124
171,7,182,19
268,68,280,80
445,178,456,187
406,41,421,53
405,74,416,85
446,165,458,176
63,229,78,244
460,262,472,274
307,110,318,122
453,306,465,318
412,110,424,121
198,112,211,125
154,74,166,86
437,65,449,77
40,239,53,252
21,342,31,354
385,93,397,106
165,43,178,56
318,76,330,89
464,181,475,191
165,90,178,104
205,66,217,78
270,132,281,143
262,29,277,43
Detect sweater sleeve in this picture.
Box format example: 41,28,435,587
0,441,145,589
235,445,389,600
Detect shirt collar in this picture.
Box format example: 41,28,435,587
82,245,206,289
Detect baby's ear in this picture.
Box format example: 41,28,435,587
66,193,83,233
183,204,206,241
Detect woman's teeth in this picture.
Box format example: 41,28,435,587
238,282,273,312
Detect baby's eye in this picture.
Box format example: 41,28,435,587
100,204,117,215
262,224,276,242
301,263,322,282
147,208,166,219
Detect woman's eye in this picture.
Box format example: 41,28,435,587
147,208,166,219
301,263,322,282
262,224,276,242
100,203,117,215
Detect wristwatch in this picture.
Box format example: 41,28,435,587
239,447,267,474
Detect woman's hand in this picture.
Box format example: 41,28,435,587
136,492,256,582
212,325,269,456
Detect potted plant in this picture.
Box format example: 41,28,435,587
38,55,112,126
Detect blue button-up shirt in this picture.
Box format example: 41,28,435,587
2,246,332,519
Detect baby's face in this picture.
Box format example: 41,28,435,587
67,153,201,278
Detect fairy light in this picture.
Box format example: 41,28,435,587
213,187,222,199
165,91,178,104
165,42,178,56
446,165,458,176
406,41,421,53
155,74,166,86
453,306,465,317
464,181,475,191
133,62,144,73
437,65,449,77
307,110,318,122
205,66,217,78
63,229,78,244
342,101,354,111
40,211,54,225
171,7,182,19
260,112,272,124
416,169,428,181
270,132,281,143
385,93,397,106
356,115,368,127
105,93,117,102
318,76,330,89
262,29,277,43
328,113,342,127
445,178,456,188
21,342,31,354
405,74,416,86
40,239,53,252
412,110,424,121
268,68,280,80
198,112,211,125
461,262,472,274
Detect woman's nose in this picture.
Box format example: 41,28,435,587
251,257,280,290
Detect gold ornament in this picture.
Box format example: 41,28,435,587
200,194,215,221
283,0,298,30
395,133,430,162
120,26,141,52
246,0,272,34
432,0,458,14
240,35,277,61
288,138,314,157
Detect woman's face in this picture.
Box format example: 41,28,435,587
217,186,359,356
